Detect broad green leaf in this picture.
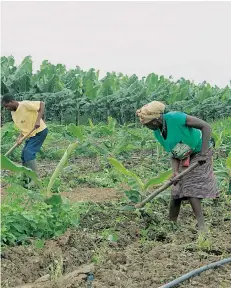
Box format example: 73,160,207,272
88,119,94,128
47,142,78,196
125,190,141,203
96,70,100,81
93,143,109,156
0,155,38,182
119,205,136,211
228,180,231,195
108,157,136,177
34,239,45,249
12,223,25,233
107,234,118,242
197,86,211,102
144,169,172,190
14,56,32,79
5,184,43,202
146,73,158,85
108,157,144,190
107,116,116,131
212,131,223,148
221,87,230,102
226,156,231,170
67,124,83,141
87,86,99,100
54,230,64,237
99,126,113,135
45,194,63,206
8,55,15,67
85,79,99,100
127,178,141,191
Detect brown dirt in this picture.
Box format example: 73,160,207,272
39,156,102,178
1,230,98,288
1,156,231,287
1,186,121,203
1,206,231,288
94,243,231,288
62,187,122,203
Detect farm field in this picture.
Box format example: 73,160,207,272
1,117,231,288
1,57,231,288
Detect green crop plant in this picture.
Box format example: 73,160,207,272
1,155,39,185
1,183,86,246
1,138,78,198
197,230,212,252
212,118,231,153
46,141,78,197
225,154,231,194
214,153,231,195
67,118,135,160
108,157,172,203
0,139,84,246
2,56,230,126
49,256,64,281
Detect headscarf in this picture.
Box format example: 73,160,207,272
136,101,166,124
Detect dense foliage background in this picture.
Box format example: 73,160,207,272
1,56,231,125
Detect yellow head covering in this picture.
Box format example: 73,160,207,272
136,101,165,124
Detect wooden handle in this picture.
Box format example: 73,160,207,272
4,128,36,157
135,162,199,209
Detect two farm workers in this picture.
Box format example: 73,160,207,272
2,94,218,230
2,94,48,186
136,101,218,231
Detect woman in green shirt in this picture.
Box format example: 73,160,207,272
136,101,218,230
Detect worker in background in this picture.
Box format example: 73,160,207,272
136,101,218,231
2,94,48,186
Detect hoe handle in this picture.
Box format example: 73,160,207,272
135,162,199,209
4,128,36,157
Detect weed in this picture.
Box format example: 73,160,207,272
197,230,212,251
49,256,63,281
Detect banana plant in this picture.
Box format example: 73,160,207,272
1,155,38,183
108,157,172,203
1,56,32,93
1,140,79,198
226,154,231,195
46,141,78,197
214,153,231,195
32,60,65,93
1,55,231,125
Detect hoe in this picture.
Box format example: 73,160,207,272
4,128,36,157
135,162,199,208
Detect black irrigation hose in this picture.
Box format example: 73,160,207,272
159,257,231,288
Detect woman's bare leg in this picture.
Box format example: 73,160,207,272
188,197,205,230
169,197,182,222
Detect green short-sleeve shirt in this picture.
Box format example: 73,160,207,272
153,112,202,153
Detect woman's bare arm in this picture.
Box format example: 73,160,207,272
186,115,211,155
171,157,180,174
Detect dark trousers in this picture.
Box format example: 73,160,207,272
21,128,48,163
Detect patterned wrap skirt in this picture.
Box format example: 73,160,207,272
171,149,219,200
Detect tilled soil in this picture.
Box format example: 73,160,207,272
1,199,231,288
62,187,121,203
1,155,231,287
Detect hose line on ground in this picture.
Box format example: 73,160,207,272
159,257,231,288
